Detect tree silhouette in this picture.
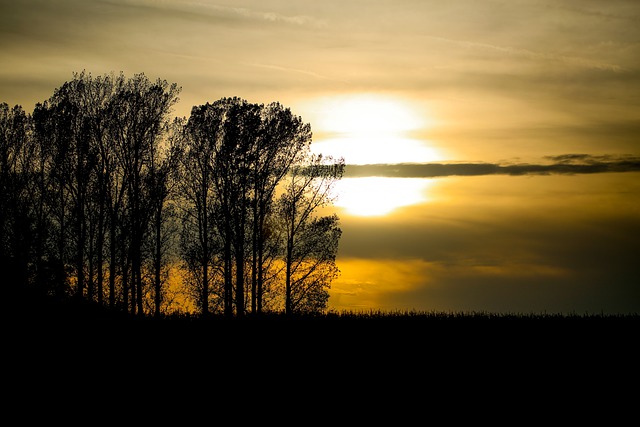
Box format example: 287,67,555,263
0,103,33,296
250,102,311,314
178,97,323,316
106,73,180,315
176,104,222,316
145,117,183,317
277,153,344,315
32,78,91,301
3,71,344,318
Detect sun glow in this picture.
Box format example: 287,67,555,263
314,135,442,165
298,94,442,216
304,93,442,165
334,177,435,217
316,94,423,134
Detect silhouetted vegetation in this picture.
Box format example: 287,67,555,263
4,71,638,329
12,284,637,363
20,287,638,325
2,71,344,319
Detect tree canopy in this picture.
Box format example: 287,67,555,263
1,71,344,317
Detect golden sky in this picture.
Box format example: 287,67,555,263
2,0,639,314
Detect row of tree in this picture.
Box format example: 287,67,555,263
1,71,344,317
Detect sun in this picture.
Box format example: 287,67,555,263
333,177,435,217
303,93,442,165
296,93,441,216
315,94,423,134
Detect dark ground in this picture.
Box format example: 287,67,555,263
13,294,638,355
6,294,637,422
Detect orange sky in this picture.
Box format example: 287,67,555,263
1,0,639,314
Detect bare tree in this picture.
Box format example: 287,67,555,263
185,98,262,317
107,73,180,315
0,103,34,295
178,104,225,316
277,153,344,315
6,75,344,318
287,214,341,314
79,72,120,306
249,102,311,314
32,79,94,301
145,117,183,317
180,98,316,317
30,71,126,306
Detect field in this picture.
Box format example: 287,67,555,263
9,294,638,406
16,294,638,352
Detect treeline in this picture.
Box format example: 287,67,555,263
1,71,344,318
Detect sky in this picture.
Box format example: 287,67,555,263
1,0,639,315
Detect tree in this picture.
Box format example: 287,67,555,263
5,74,345,318
249,102,312,314
145,117,183,317
277,153,344,315
79,72,121,306
287,214,341,314
179,98,316,317
32,78,94,301
176,106,223,316
107,73,180,315
28,71,181,315
31,71,128,305
180,98,262,316
0,103,34,295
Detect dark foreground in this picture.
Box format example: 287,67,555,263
13,295,639,353
6,295,638,419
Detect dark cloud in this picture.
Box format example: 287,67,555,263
344,154,640,178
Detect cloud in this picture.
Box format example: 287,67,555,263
343,154,640,178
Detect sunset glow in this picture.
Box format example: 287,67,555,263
304,94,443,165
2,0,639,315
334,177,434,217
313,135,442,165
313,94,425,134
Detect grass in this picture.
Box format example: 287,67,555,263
21,292,639,322
10,293,638,379
15,292,638,348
